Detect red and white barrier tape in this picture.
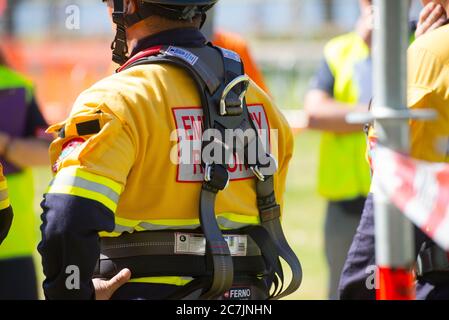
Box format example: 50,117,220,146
373,146,449,250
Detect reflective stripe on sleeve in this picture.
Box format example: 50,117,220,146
46,167,123,213
0,180,10,211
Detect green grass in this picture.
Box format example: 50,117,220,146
282,131,327,300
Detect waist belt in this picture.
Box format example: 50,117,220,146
417,244,449,285
94,230,267,280
99,230,261,259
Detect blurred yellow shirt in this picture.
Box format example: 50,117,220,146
367,25,449,166
408,24,449,162
47,63,293,235
0,163,9,211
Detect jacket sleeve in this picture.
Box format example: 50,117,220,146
0,165,13,245
38,101,136,300
38,194,115,299
0,206,13,245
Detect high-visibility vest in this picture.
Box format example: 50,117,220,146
318,33,371,201
0,66,37,259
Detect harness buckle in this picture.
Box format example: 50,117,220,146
251,166,265,182
251,154,278,182
220,75,250,116
112,12,126,26
204,163,230,191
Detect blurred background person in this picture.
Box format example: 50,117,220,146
339,0,449,300
0,47,51,299
302,0,436,300
303,0,373,299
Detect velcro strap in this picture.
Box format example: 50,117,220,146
76,120,101,136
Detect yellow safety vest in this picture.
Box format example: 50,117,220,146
0,164,10,211
0,66,37,259
318,33,371,201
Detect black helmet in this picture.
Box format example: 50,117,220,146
142,0,217,4
110,0,217,65
137,0,217,22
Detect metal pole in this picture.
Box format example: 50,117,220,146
372,0,415,300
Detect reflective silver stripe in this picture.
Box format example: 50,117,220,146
217,216,255,230
113,219,255,234
50,174,120,204
113,224,135,234
138,222,201,231
0,189,8,202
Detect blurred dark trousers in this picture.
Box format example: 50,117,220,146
0,256,38,300
325,196,366,300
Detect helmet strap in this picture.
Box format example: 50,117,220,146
111,0,129,65
110,1,215,65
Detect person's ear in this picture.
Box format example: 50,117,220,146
125,0,139,15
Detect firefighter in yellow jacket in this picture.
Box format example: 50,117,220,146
0,164,13,245
38,0,300,300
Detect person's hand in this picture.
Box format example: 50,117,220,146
416,2,447,38
92,268,131,300
356,4,375,47
0,132,11,156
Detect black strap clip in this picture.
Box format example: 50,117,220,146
251,153,278,182
204,164,230,193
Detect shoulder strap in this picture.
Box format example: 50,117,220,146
122,44,301,300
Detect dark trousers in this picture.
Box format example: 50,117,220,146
339,193,449,300
325,196,366,300
0,256,38,300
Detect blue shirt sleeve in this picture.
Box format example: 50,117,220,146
309,59,335,97
38,194,115,300
354,58,373,105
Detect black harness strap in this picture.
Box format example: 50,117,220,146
257,176,303,299
111,0,129,65
121,44,302,300
245,226,284,298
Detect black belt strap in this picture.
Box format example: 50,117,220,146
245,226,284,298
95,254,266,280
257,176,303,299
200,182,234,299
